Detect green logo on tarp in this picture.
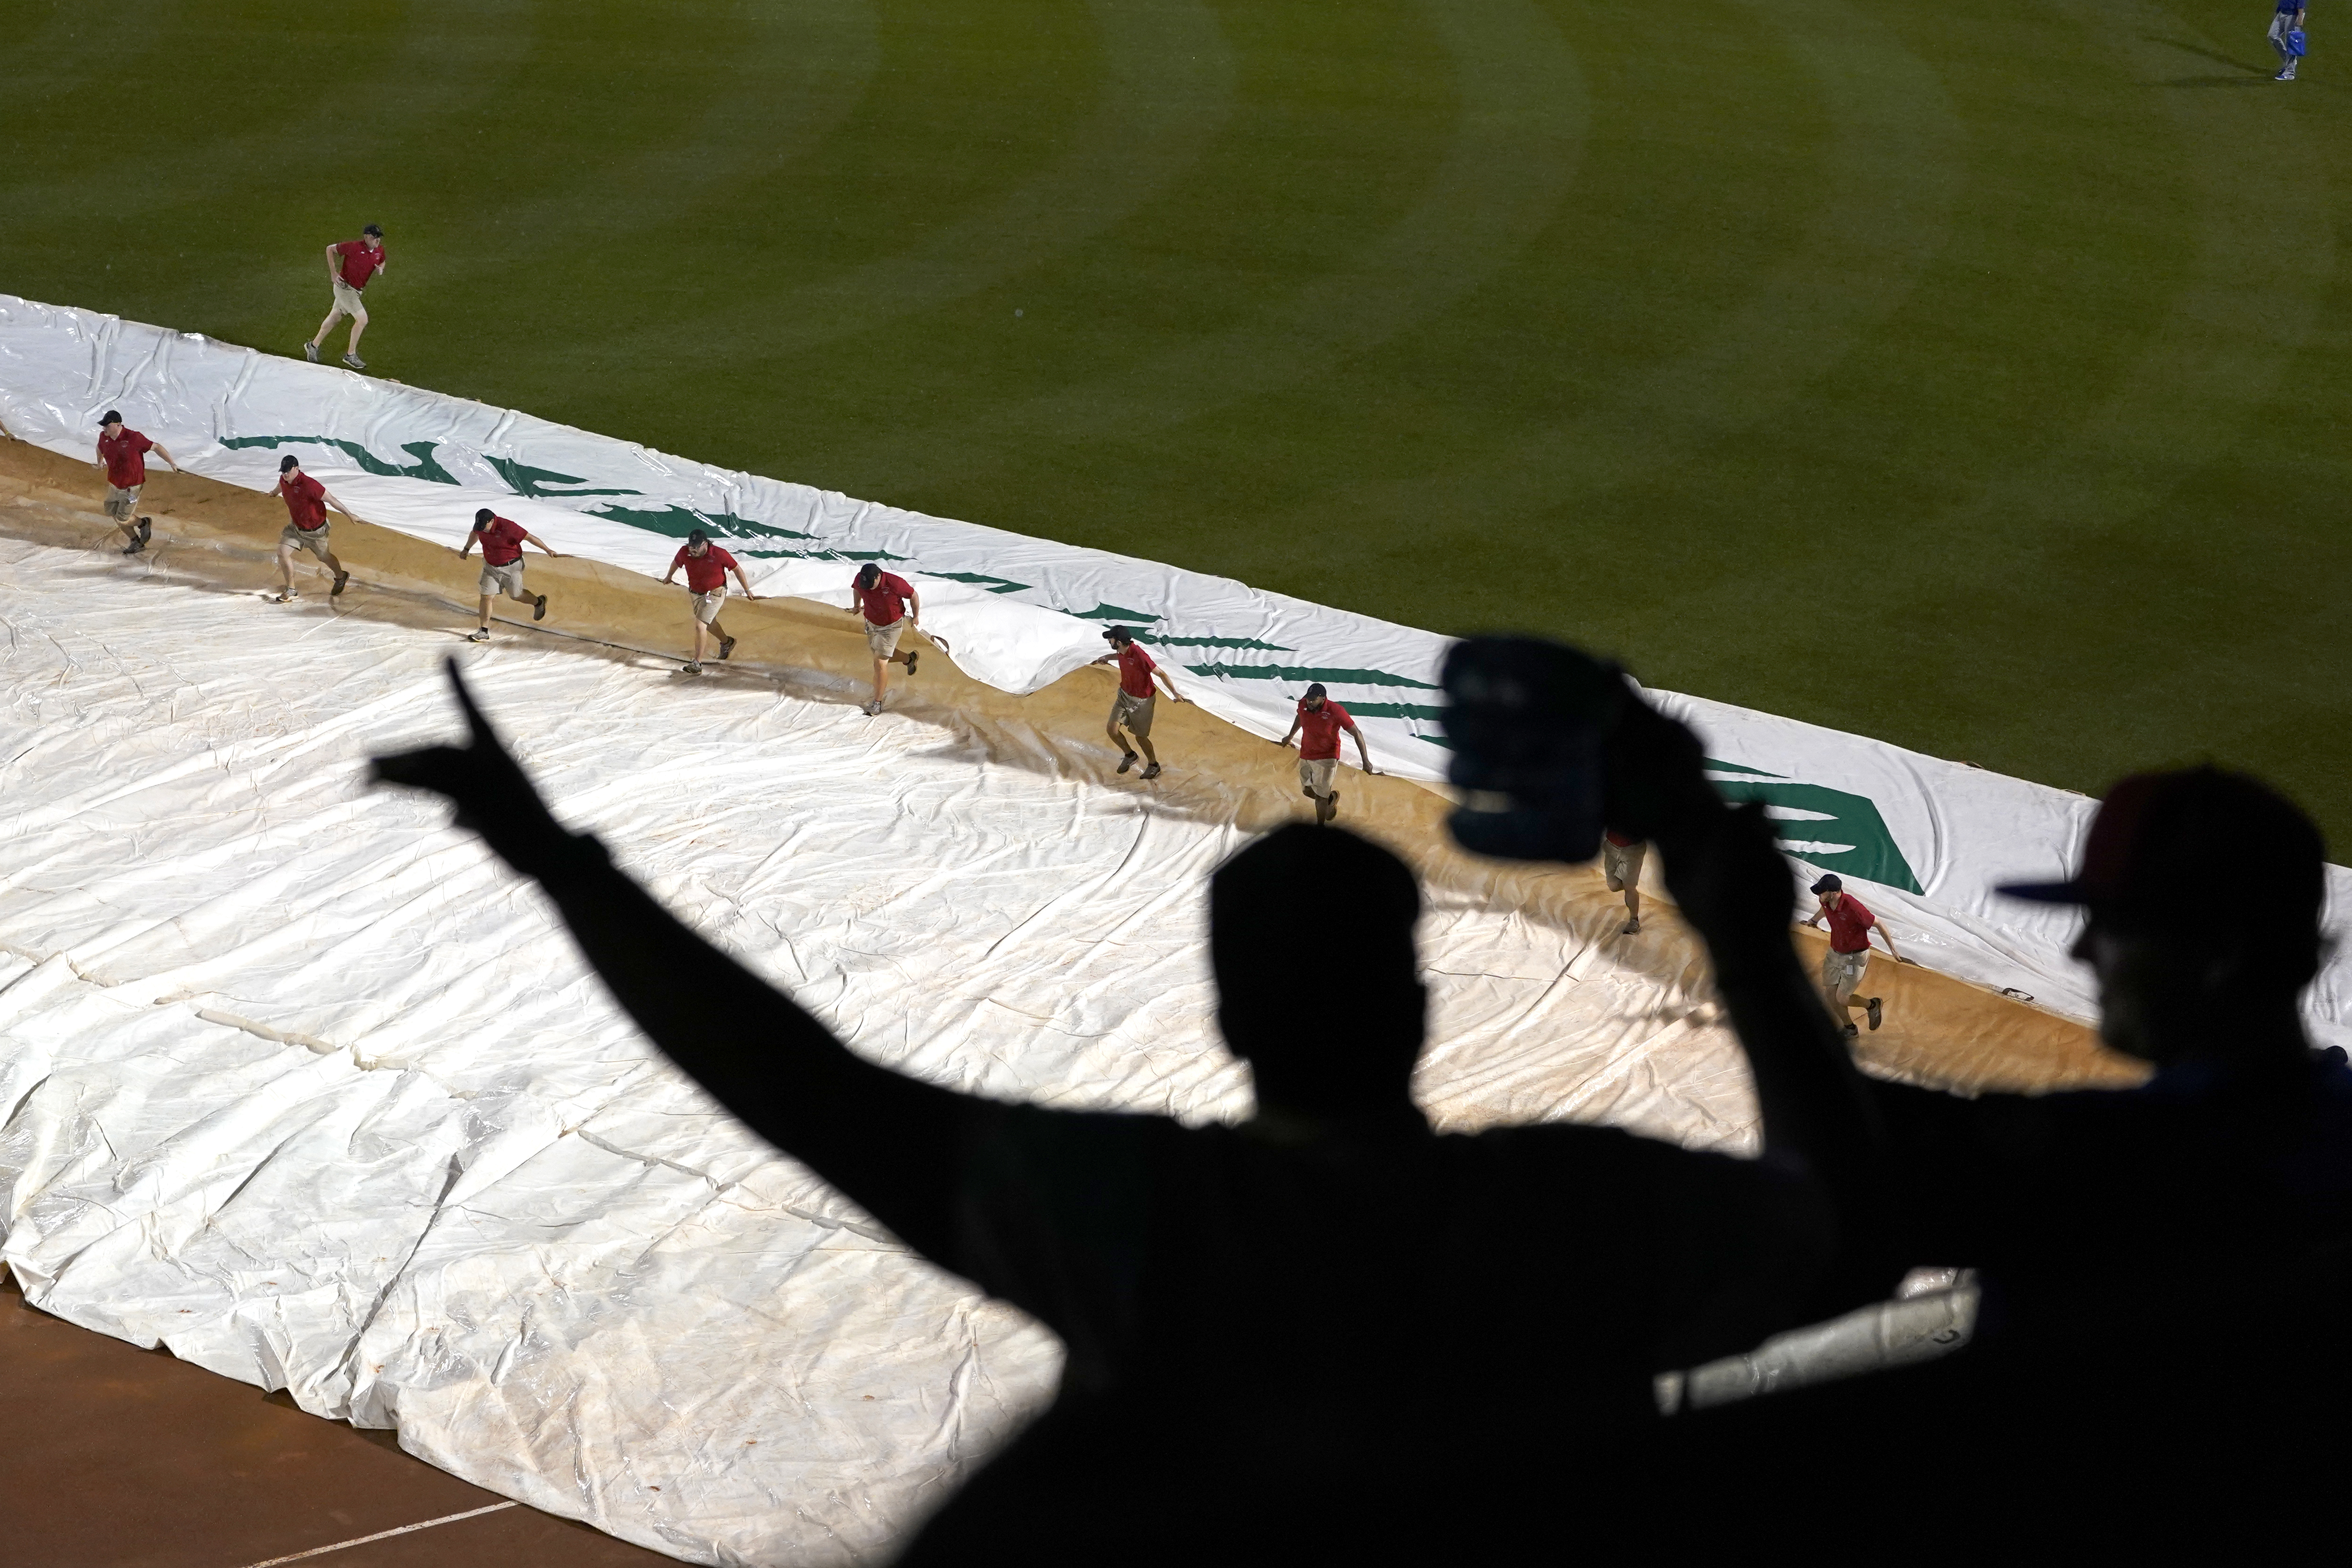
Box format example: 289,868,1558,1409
1705,760,1923,894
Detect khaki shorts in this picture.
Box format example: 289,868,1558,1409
1823,946,1870,1003
480,559,526,598
1110,689,1156,738
1298,757,1338,798
1603,838,1647,893
105,484,141,520
281,522,333,560
865,617,905,658
692,589,727,626
330,278,369,320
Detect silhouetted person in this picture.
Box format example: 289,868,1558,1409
1684,767,2352,1544
373,661,1886,1562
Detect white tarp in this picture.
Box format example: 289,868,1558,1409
5,294,2344,1044
0,532,1764,1564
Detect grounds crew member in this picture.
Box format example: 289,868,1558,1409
94,411,176,556
851,562,923,716
1604,830,1647,935
1801,873,1905,1035
305,224,387,370
1275,682,1378,825
458,508,558,642
269,455,353,604
1091,627,1187,779
660,528,755,675
2272,0,2308,79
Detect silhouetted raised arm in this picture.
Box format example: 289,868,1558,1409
1608,694,1894,1296
372,661,978,1259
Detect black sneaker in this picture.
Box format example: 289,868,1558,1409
303,343,321,363
1867,997,1884,1032
718,635,736,660
1842,1022,1860,1039
534,594,549,622
122,538,144,555
1140,762,1162,780
1118,752,1138,774
331,569,350,597
137,517,152,543
905,650,919,677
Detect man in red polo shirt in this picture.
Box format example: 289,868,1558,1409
1802,873,1906,1036
1275,682,1378,825
457,507,559,642
269,454,354,604
93,410,177,556
659,528,756,674
851,562,924,716
305,223,387,371
1089,626,1188,780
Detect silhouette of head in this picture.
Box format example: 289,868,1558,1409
1210,825,1425,1117
2005,767,2326,1065
857,562,881,590
473,508,495,529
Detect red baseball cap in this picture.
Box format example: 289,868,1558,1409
2001,767,2324,928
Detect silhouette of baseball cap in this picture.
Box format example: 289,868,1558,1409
99,410,122,427
2001,767,2324,928
1103,626,1134,646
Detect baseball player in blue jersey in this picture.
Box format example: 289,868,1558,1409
2272,0,2308,79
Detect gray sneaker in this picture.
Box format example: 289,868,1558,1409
137,517,152,543
682,661,703,675
863,699,883,717
467,627,491,643
342,352,367,371
303,342,320,363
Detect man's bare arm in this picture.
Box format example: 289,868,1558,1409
1346,722,1377,775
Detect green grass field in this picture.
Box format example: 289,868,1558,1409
7,0,2347,841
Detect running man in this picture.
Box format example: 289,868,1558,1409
270,454,352,604
1275,682,1378,825
1802,873,1906,1036
660,528,755,675
1604,830,1647,935
1090,627,1188,780
94,411,177,556
851,562,923,716
2272,0,2308,79
457,508,557,642
305,224,387,370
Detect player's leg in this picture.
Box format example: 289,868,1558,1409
345,299,369,356
320,544,349,597
473,590,495,640
274,537,299,597
1107,699,1136,766
311,301,345,350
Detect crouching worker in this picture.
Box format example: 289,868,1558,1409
371,650,1885,1565
458,509,559,642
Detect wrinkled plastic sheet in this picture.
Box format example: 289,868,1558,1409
7,292,2347,1050
0,534,1762,1564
